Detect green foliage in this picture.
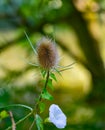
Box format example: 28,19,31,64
0,110,9,120
41,71,56,90
50,72,57,82
1,0,105,129
47,78,54,90
41,70,47,78
35,114,43,130
39,102,46,113
42,89,53,101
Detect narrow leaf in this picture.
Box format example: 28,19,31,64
39,102,46,113
47,79,54,90
35,114,43,130
50,73,57,82
41,70,46,78
24,31,37,55
42,89,53,100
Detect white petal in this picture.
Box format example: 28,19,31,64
49,104,67,129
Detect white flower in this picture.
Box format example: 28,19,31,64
49,104,67,129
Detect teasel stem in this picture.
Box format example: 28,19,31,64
39,69,50,101
43,70,50,90
33,70,50,114
5,70,51,129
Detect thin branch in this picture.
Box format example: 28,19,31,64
8,111,16,130
6,111,33,130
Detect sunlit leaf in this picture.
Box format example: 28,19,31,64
35,114,43,130
39,102,46,113
47,79,54,90
41,70,47,78
50,73,57,82
42,89,53,100
0,110,9,119
42,79,46,84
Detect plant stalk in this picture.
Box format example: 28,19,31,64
33,70,50,114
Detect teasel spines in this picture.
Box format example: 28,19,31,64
37,37,58,70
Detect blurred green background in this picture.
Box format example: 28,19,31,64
0,0,105,130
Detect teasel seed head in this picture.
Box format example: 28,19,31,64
37,37,58,70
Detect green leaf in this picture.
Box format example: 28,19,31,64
41,70,47,78
35,114,43,130
42,79,45,83
44,117,50,123
47,79,54,90
39,102,46,113
50,73,57,82
42,89,53,100
0,110,9,119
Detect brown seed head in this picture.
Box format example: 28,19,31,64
37,37,58,69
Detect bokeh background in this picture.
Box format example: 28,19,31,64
0,0,105,130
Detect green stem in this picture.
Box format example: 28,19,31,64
44,70,50,90
33,70,50,113
40,70,50,100
4,70,50,129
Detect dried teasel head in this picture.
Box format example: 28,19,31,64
37,37,59,70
